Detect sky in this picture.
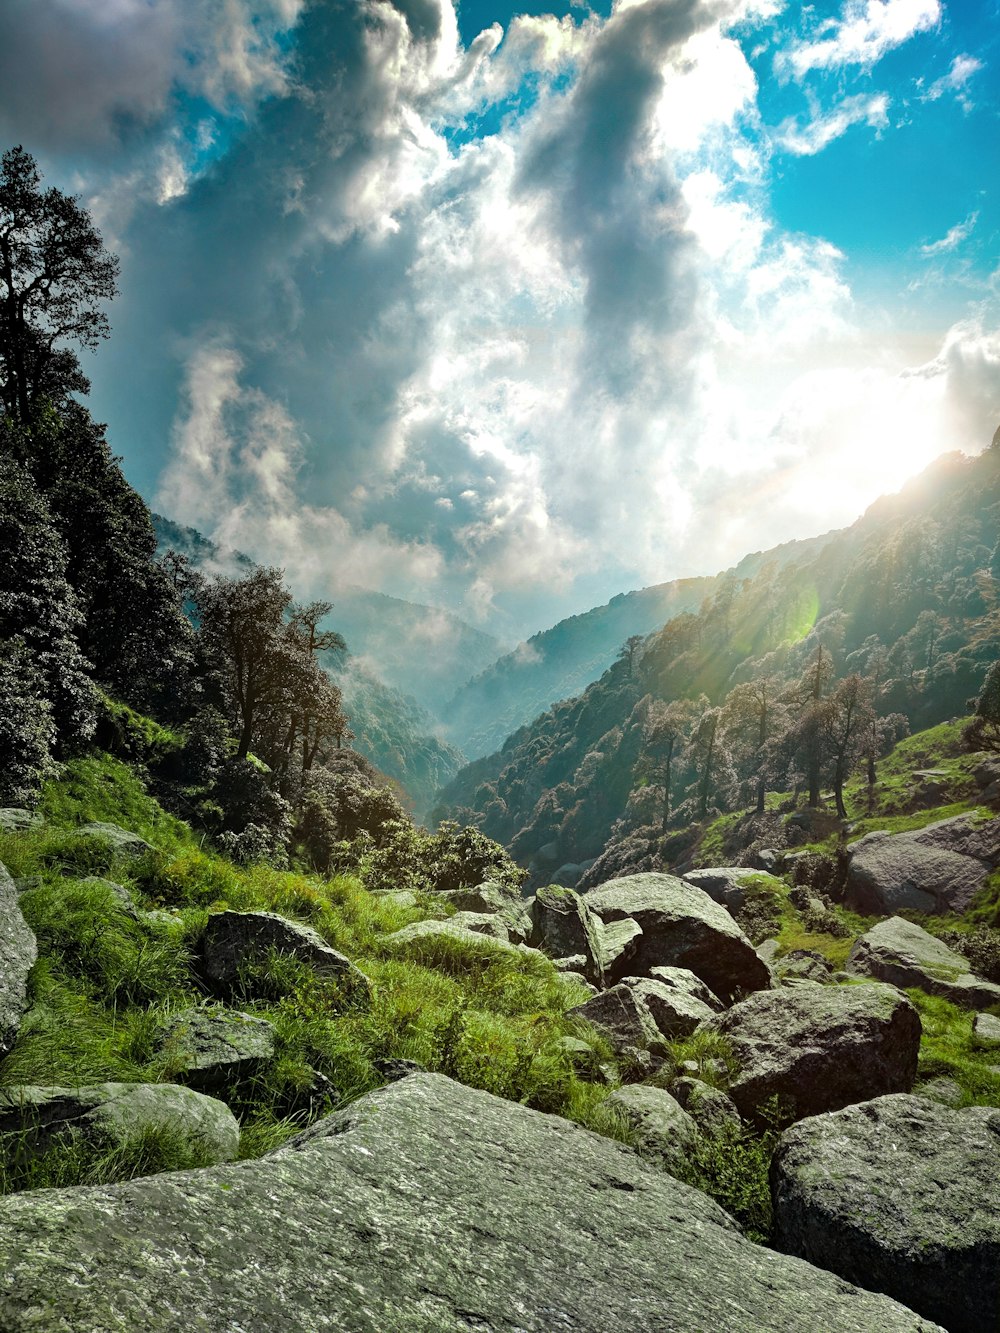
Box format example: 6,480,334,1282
1,0,998,642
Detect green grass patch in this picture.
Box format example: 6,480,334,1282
38,754,195,854
909,990,1000,1107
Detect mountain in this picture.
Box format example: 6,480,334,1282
435,444,1000,883
152,514,465,815
443,533,833,759
151,515,506,717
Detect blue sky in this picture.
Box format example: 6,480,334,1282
1,0,998,641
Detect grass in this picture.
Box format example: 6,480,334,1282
909,990,1000,1107
0,748,631,1193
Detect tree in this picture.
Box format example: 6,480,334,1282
965,661,1000,754
0,146,118,425
722,676,786,814
618,635,645,678
637,697,699,831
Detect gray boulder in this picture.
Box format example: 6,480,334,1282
648,964,724,1011
0,1082,239,1166
570,975,718,1074
847,916,1000,1009
772,1093,1000,1332
597,915,643,984
0,1073,942,1332
700,982,920,1127
603,1083,697,1175
972,1012,1000,1047
845,814,999,915
774,950,834,985
683,866,760,912
200,911,371,998
435,881,533,942
385,917,528,964
668,1077,742,1135
448,910,511,942
530,885,604,985
74,822,155,861
583,873,771,1002
0,809,42,834
158,1008,278,1093
0,862,36,1055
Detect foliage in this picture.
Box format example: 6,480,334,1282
673,1105,782,1242
965,660,1000,753
353,818,526,897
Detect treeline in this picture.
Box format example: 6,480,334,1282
0,146,520,891
436,442,1000,882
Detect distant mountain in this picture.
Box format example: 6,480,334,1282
435,445,1000,883
151,515,466,815
151,516,506,717
443,533,832,759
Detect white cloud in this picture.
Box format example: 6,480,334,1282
780,0,941,78
920,212,978,257
775,92,889,155
924,53,984,108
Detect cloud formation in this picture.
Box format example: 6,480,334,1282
4,0,996,643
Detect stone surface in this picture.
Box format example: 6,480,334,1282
200,910,371,998
530,885,605,985
603,1083,697,1175
774,950,834,985
157,1008,278,1093
0,808,42,834
647,964,725,1011
668,1077,742,1135
915,1077,965,1108
0,1082,239,1165
0,861,36,1055
847,916,1000,1009
845,814,1000,915
583,873,771,1002
74,821,155,860
596,915,643,984
700,982,920,1127
973,1012,1000,1047
385,917,528,964
0,1074,942,1332
435,881,532,945
772,1093,1000,1333
568,980,674,1071
448,910,511,942
683,866,760,912
620,974,718,1035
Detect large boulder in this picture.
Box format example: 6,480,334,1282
0,861,36,1055
0,809,42,834
683,866,761,912
700,983,920,1127
530,885,604,985
74,822,155,861
384,917,527,962
597,916,643,984
0,1082,239,1166
583,873,771,1002
570,975,717,1071
772,1094,1000,1333
157,1008,278,1094
845,814,1000,915
200,911,371,999
602,1084,698,1175
847,917,1000,1009
0,1073,942,1331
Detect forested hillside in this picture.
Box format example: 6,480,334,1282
436,442,1000,885
152,515,465,816
444,533,833,759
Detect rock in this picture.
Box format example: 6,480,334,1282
847,916,1000,1009
756,938,780,965
570,975,717,1073
78,875,140,916
683,866,760,912
376,889,417,909
436,880,524,915
74,821,155,861
700,982,920,1127
448,910,511,942
771,1093,1000,1333
774,950,834,985
530,885,604,985
554,1036,607,1082
0,808,42,834
0,1082,239,1166
0,861,36,1056
385,917,528,965
597,915,643,984
646,965,724,1012
972,1012,1000,1047
622,974,718,1036
668,1077,742,1135
157,1008,278,1094
845,814,1000,915
200,911,372,999
603,1084,697,1175
0,1073,943,1332
373,1057,426,1082
555,971,598,999
583,873,771,1002
915,1077,965,1108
